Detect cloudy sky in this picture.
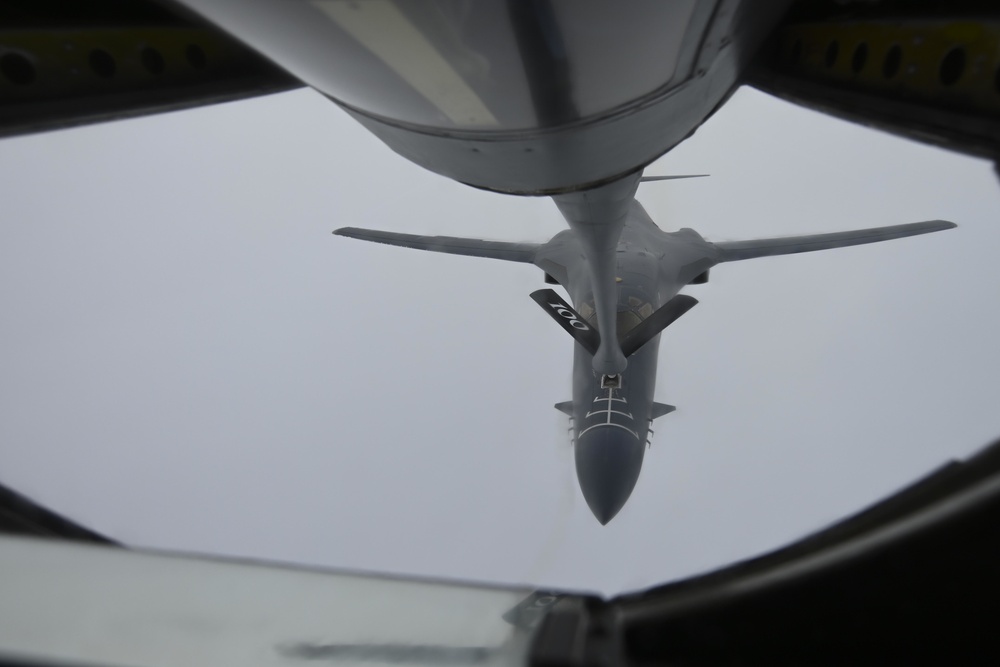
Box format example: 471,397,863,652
1,85,998,597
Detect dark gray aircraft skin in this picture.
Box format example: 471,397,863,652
533,201,711,523
336,174,955,523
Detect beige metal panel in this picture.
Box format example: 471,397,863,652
0,536,539,667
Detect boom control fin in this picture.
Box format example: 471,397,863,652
620,294,699,357
530,290,600,356
532,290,697,358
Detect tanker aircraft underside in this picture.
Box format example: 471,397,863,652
335,172,955,524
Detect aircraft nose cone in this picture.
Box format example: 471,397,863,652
575,426,645,524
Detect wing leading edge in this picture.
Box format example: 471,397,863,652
713,220,956,262
334,227,540,263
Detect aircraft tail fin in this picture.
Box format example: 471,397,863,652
713,220,956,262
334,227,540,263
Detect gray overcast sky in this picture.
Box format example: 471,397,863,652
1,86,998,596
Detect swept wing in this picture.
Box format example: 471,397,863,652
713,220,956,262
334,228,540,263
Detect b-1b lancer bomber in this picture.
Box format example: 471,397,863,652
336,171,955,524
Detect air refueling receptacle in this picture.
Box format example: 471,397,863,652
601,374,621,389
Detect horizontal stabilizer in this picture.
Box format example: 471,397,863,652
651,403,676,420
620,294,698,357
334,227,540,263
713,220,956,262
554,401,574,417
640,174,709,183
530,289,600,356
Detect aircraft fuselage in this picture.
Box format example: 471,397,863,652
536,200,718,523
335,180,954,525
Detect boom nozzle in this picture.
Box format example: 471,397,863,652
593,343,628,375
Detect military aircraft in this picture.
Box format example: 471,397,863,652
336,172,955,523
